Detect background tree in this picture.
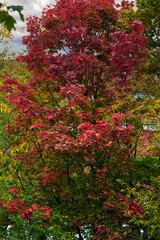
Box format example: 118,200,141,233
136,0,160,49
0,17,31,237
115,1,160,239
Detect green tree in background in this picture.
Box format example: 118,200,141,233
136,0,160,49
117,1,160,239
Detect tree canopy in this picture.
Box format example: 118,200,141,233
0,0,159,239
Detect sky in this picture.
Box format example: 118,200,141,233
6,0,134,53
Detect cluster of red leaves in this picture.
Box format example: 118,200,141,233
126,200,145,217
1,196,52,222
111,20,148,87
9,187,19,195
4,199,25,214
38,167,67,186
138,183,154,190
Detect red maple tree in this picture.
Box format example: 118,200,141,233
1,0,148,239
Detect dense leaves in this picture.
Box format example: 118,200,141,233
0,0,159,239
136,0,160,49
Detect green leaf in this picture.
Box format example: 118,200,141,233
0,5,24,31
0,11,16,31
7,5,24,22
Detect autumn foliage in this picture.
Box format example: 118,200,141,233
0,0,153,239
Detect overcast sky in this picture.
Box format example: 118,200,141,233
7,0,133,53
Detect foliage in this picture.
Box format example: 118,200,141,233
128,176,160,239
0,0,152,239
136,0,160,49
118,0,160,49
116,1,160,239
0,1,24,31
0,39,32,239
